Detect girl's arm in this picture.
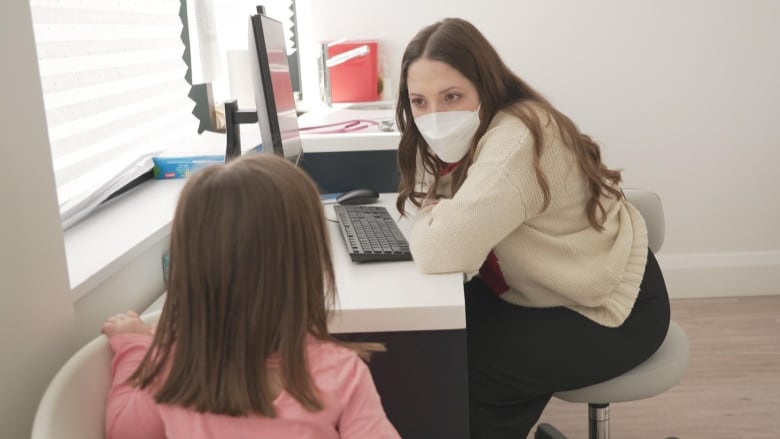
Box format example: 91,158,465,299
102,312,166,439
337,356,401,439
105,333,165,439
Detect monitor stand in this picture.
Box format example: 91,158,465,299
224,99,258,161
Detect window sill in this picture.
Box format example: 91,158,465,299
64,178,187,301
62,130,254,301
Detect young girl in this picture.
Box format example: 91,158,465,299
395,18,670,438
101,154,400,439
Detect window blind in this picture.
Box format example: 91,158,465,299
30,0,200,229
187,0,297,104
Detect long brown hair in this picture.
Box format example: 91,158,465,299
396,18,622,230
130,154,359,417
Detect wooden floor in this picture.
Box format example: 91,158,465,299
533,295,780,439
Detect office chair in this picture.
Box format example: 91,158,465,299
31,310,161,439
535,188,690,439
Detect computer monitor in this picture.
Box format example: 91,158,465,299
225,7,302,165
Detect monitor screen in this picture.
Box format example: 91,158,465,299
246,11,303,164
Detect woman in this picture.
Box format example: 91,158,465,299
395,17,670,438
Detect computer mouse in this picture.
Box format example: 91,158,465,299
336,188,380,205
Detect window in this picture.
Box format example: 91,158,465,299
186,0,301,117
30,0,201,229
29,0,300,229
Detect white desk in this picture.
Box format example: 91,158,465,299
145,195,464,334
324,195,465,333
298,104,400,154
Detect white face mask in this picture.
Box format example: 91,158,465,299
414,107,480,163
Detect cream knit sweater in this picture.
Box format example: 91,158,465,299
409,107,648,327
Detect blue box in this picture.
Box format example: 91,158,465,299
152,154,224,179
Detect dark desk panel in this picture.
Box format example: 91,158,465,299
338,329,470,439
300,150,400,194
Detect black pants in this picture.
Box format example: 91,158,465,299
465,249,670,439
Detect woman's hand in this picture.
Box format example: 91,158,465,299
101,311,153,337
421,196,440,208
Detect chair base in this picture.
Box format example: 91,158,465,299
535,422,569,439
535,403,610,439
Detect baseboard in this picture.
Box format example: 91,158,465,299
656,251,780,298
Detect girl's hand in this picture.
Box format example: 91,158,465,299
101,311,152,337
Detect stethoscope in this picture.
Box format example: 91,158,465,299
299,119,395,133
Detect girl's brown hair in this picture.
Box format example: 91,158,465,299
396,18,622,230
130,154,361,417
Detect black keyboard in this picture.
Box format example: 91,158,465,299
333,205,413,262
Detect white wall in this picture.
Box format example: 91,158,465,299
0,4,167,436
0,2,77,437
298,0,780,297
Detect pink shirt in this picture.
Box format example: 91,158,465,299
106,334,400,439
